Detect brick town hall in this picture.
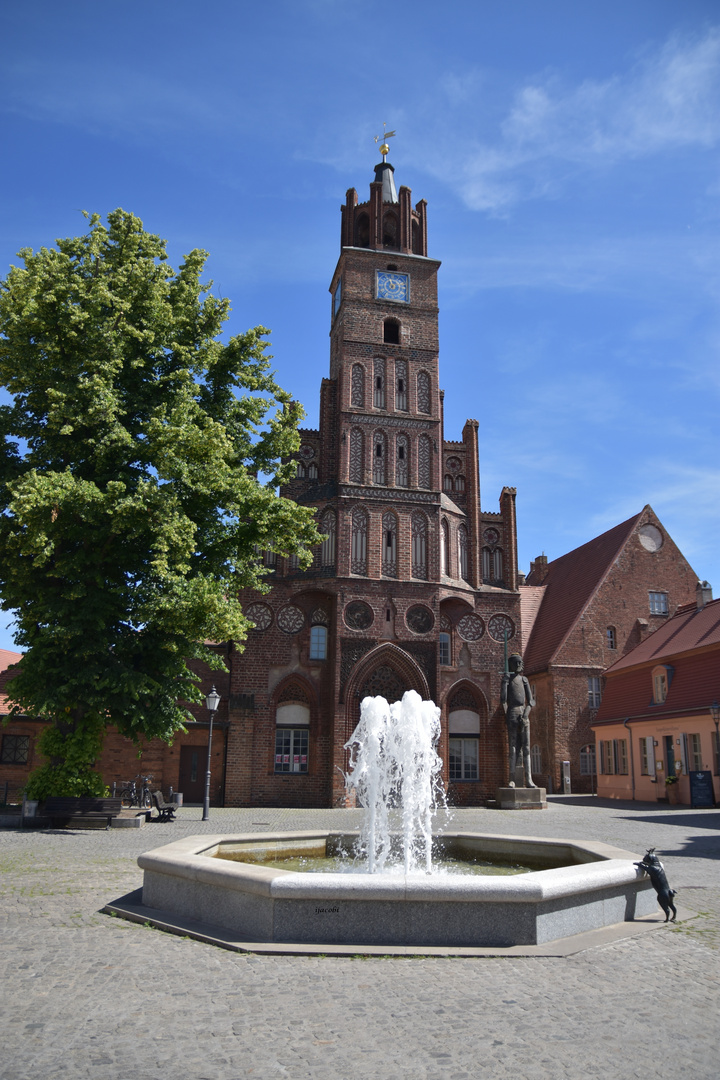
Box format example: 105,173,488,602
225,152,524,808
1,153,700,808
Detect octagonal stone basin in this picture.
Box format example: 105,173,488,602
139,831,655,948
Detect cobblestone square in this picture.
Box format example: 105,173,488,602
1,797,719,1079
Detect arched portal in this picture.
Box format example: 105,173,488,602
344,642,430,743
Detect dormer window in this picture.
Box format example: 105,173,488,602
652,665,672,704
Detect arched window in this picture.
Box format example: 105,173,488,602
355,213,370,248
411,218,421,255
374,358,385,409
307,463,318,479
417,434,431,489
320,509,336,568
396,434,408,488
411,512,428,580
295,462,305,478
439,632,451,666
309,625,327,660
351,363,365,408
382,512,397,577
383,212,398,249
441,518,450,576
458,524,469,582
443,474,453,492
384,319,400,345
349,428,364,483
531,745,542,775
492,548,503,581
265,548,277,568
482,547,491,581
395,358,407,410
454,475,465,493
417,371,431,414
288,552,299,571
351,508,368,576
373,431,386,485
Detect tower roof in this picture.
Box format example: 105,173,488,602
373,161,398,203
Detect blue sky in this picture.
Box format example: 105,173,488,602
1,0,719,650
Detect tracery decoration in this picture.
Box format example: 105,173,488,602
349,428,364,484
458,523,469,581
344,600,374,631
382,511,397,577
406,605,435,635
245,602,272,631
417,371,431,414
417,434,431,489
446,456,462,474
483,527,500,546
277,605,305,635
351,364,365,408
360,664,405,705
448,687,480,711
488,614,515,643
320,508,336,567
351,507,368,575
278,682,309,705
298,444,315,461
457,614,485,642
411,511,428,580
440,614,452,633
311,608,329,626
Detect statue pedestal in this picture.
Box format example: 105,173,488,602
496,787,547,810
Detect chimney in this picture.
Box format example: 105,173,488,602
696,580,713,609
529,554,549,585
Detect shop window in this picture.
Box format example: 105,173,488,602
309,626,327,661
274,728,309,774
1,734,29,764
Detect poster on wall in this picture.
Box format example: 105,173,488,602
689,771,715,808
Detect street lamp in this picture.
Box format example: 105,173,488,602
202,686,221,822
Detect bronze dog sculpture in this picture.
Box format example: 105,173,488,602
635,849,677,922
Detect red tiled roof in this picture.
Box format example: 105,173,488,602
603,596,720,672
594,598,720,725
523,512,643,674
518,585,546,652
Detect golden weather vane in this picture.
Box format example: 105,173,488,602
374,123,396,162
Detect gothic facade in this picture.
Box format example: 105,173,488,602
222,160,522,807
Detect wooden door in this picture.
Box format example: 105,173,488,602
178,746,207,804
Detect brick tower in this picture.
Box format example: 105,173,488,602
223,154,522,808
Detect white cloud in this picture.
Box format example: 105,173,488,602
428,28,720,213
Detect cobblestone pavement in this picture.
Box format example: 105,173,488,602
1,797,719,1080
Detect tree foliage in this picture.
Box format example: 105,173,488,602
0,209,321,797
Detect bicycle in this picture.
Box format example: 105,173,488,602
119,774,154,809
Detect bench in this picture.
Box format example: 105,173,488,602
44,797,123,829
151,791,177,823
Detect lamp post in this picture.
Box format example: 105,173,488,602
202,686,221,822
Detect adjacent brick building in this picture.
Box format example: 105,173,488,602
521,507,698,793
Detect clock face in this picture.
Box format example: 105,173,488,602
376,271,409,303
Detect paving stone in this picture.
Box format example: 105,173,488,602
1,798,719,1078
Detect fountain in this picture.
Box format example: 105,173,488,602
136,692,656,949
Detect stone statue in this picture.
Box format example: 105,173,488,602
500,653,536,788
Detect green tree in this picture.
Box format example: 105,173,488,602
0,209,321,798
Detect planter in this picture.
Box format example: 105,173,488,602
666,784,680,805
